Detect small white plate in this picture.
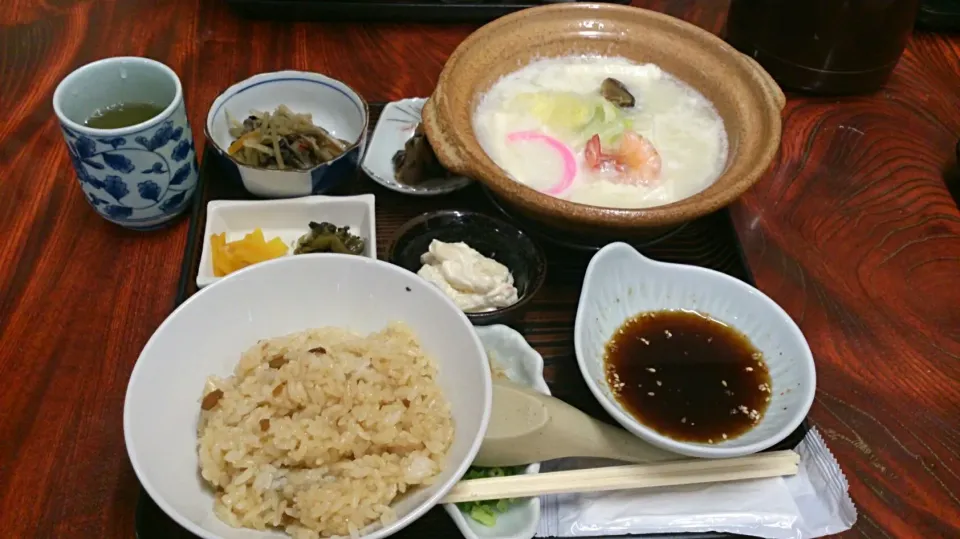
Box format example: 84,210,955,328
196,194,376,288
361,98,472,196
443,325,547,539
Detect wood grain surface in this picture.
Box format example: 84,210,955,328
0,1,958,538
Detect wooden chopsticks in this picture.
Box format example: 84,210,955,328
442,450,800,504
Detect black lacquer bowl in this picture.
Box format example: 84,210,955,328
387,210,547,326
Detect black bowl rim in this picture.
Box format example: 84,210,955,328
386,209,548,322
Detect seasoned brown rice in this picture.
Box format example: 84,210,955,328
197,322,454,538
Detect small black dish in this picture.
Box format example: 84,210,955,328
387,210,547,326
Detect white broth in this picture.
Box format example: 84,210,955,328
473,56,728,209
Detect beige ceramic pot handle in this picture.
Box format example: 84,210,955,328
739,53,786,111
422,96,475,178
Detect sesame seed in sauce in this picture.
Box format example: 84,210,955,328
602,310,770,444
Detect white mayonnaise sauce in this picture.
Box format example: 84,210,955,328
417,239,518,313
473,56,728,209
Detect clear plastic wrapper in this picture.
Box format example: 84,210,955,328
536,428,856,538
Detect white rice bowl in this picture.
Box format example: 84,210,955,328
124,254,492,539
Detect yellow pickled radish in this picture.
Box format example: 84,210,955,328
246,228,266,245
264,237,289,257
210,233,229,277
210,228,288,277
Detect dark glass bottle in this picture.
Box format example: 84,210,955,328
724,0,921,95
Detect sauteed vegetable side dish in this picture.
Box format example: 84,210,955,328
227,105,351,170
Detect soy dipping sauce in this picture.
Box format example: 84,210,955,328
604,310,772,444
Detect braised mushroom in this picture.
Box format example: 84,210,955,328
226,105,350,170
600,77,636,108
392,123,452,186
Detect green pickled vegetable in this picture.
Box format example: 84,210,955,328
293,221,366,256
457,466,523,527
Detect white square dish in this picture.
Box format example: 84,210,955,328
196,194,376,288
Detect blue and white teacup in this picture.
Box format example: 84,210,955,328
53,57,199,230
205,71,368,198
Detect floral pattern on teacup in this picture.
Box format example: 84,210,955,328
63,110,198,229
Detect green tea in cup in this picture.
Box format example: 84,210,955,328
84,102,166,129
53,56,198,230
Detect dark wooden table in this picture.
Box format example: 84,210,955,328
1,1,958,538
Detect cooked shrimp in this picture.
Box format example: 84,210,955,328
584,131,662,185
585,134,616,171
616,131,662,185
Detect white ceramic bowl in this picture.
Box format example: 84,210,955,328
124,255,492,539
196,194,377,288
443,325,547,539
574,242,815,459
361,98,472,196
205,71,368,198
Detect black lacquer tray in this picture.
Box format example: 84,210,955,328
136,102,808,539
225,0,632,23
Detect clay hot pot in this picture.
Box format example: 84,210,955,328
423,3,785,240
